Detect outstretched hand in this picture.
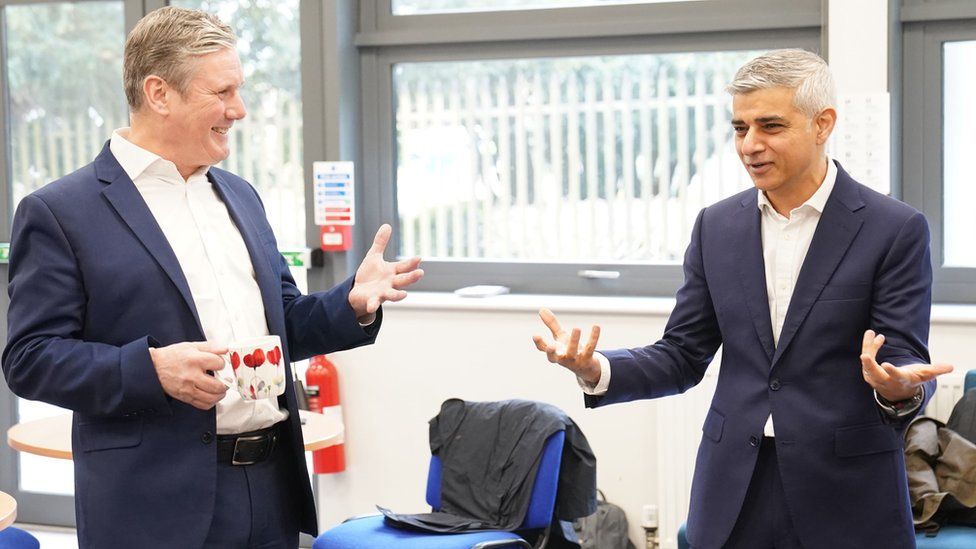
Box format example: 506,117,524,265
860,329,954,402
532,308,602,384
348,224,424,319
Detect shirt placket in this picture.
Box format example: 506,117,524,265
185,181,247,342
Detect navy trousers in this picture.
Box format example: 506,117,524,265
721,437,804,549
202,440,302,549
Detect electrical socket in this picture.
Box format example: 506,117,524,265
641,504,658,529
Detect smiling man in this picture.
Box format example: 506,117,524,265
2,7,422,548
533,49,952,548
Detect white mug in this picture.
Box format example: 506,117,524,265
217,335,286,401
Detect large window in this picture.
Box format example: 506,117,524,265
361,0,822,295
901,1,976,302
394,52,758,264
942,40,976,268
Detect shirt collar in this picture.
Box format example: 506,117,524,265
757,156,837,217
109,128,209,184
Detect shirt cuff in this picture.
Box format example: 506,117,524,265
357,313,377,327
578,352,611,396
874,385,925,418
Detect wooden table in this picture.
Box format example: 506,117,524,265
0,491,15,531
7,410,342,460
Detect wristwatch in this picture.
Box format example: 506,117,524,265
875,386,925,418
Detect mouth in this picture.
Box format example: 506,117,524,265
747,161,773,174
211,126,230,135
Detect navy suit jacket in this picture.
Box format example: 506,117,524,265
2,144,379,548
588,162,933,549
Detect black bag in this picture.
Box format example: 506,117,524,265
573,490,637,549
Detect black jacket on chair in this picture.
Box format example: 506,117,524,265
381,398,597,533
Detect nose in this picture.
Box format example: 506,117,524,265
227,91,247,121
739,127,764,156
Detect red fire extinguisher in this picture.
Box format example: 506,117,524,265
306,355,346,474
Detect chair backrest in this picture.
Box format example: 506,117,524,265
965,370,976,393
425,429,566,530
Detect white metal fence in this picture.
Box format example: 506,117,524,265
395,53,758,263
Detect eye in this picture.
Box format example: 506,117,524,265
764,123,784,131
732,126,747,135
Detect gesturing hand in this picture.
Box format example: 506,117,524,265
348,224,424,320
150,341,228,410
860,329,954,402
532,308,602,384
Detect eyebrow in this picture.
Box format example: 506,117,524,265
731,115,788,125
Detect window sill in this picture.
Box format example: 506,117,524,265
389,292,976,325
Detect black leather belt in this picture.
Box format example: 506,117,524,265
216,424,279,466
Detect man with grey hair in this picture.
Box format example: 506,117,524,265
3,6,422,548
534,49,951,547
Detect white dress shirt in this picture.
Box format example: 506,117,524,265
583,158,838,438
110,129,287,434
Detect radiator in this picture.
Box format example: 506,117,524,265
652,369,967,549
654,365,720,549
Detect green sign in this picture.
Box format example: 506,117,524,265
280,249,311,268
0,242,8,263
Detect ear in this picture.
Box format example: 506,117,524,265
813,106,837,145
141,75,171,116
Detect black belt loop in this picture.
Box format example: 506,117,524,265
216,423,280,466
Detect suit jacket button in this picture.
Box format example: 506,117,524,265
749,435,760,447
201,431,214,444
769,379,781,391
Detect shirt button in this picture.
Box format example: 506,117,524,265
749,435,760,447
201,431,214,444
770,379,782,391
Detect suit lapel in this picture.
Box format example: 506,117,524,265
207,171,286,338
96,145,205,336
771,166,865,367
732,192,776,362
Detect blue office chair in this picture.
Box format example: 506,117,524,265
915,369,976,548
0,527,40,549
314,430,566,548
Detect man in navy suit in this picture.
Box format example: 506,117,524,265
534,49,953,548
2,7,422,548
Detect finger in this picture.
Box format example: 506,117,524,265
903,362,955,380
861,330,874,355
395,256,422,274
860,330,881,360
566,328,581,358
383,289,408,303
532,335,554,354
581,325,601,358
197,354,228,373
191,341,229,355
860,353,889,382
367,296,381,314
368,224,393,255
538,309,565,338
196,373,229,395
393,270,424,288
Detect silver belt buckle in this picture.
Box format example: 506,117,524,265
232,434,266,466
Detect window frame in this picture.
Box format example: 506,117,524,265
358,0,822,296
900,0,976,303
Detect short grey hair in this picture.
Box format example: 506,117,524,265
123,6,236,111
726,49,836,117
